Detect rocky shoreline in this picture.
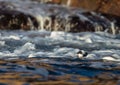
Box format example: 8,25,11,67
0,1,120,85
0,0,120,34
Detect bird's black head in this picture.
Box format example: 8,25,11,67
77,50,88,57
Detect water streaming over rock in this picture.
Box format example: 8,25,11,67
0,0,120,34
0,0,120,85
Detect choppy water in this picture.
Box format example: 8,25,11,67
0,30,120,72
0,0,120,79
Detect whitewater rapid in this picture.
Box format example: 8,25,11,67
0,30,120,61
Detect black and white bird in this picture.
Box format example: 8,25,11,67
77,50,88,58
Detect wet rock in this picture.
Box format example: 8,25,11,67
0,0,120,34
0,12,38,30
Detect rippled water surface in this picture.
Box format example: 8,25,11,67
0,1,120,84
0,30,120,75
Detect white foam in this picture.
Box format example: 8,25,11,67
9,35,20,40
102,56,117,61
86,54,98,60
28,52,46,58
54,47,79,57
14,42,35,55
0,41,5,46
0,30,120,62
0,51,17,58
50,31,66,40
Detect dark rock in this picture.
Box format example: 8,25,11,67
0,0,119,34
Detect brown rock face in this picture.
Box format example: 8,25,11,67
47,0,120,17
96,0,120,16
77,0,120,17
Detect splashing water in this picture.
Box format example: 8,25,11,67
0,0,119,34
0,30,120,69
0,0,120,80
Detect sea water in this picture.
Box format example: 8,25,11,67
0,0,120,77
0,30,120,69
